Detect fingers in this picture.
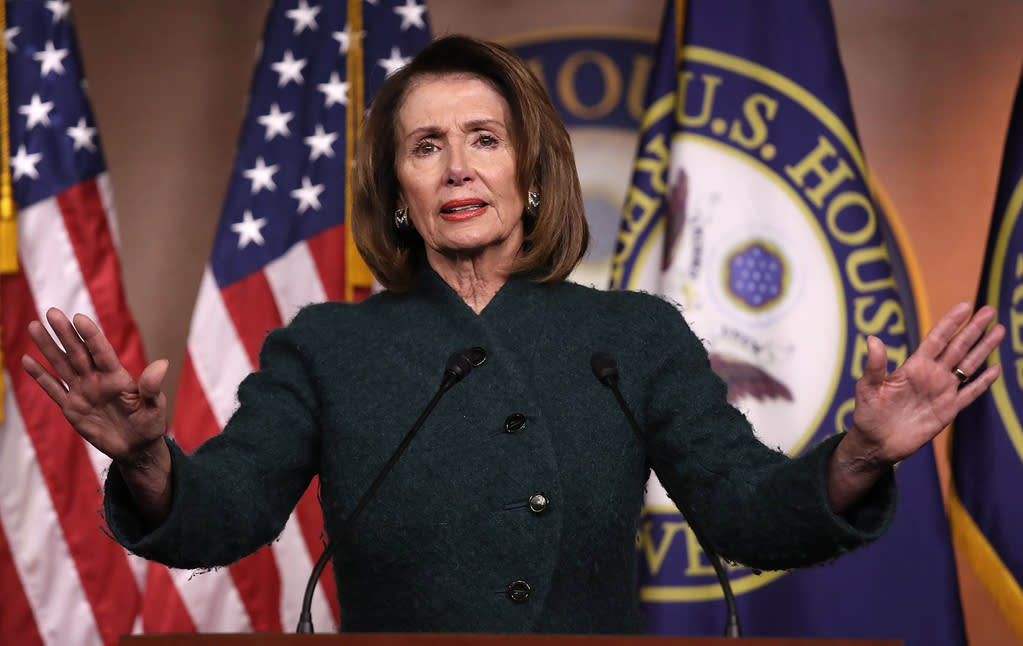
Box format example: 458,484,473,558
948,307,1004,379
861,335,889,387
72,312,125,373
28,308,125,377
920,303,1002,377
955,362,1003,410
138,359,169,404
916,301,973,361
26,314,78,386
24,308,135,406
939,304,997,368
21,353,70,406
44,308,97,376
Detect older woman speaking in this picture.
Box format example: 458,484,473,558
23,35,1004,634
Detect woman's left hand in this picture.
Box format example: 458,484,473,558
850,302,1004,463
829,302,1004,510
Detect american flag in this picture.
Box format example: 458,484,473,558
138,0,431,634
1,1,147,645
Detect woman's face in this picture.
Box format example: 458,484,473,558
394,73,525,267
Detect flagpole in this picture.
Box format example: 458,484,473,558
344,0,372,301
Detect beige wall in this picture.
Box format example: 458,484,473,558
70,1,1023,643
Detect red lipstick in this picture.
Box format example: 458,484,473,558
440,198,488,221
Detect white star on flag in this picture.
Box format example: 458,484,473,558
20,93,55,129
332,24,356,55
231,210,268,248
378,46,411,77
10,144,43,180
393,0,427,31
33,40,69,75
291,176,325,213
304,124,338,161
286,0,321,34
4,26,20,53
243,156,279,194
66,117,97,151
44,0,69,22
258,103,294,140
317,71,348,108
271,50,307,87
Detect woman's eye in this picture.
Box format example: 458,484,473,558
413,140,437,154
478,134,497,147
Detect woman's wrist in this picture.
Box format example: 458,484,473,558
827,429,891,513
115,436,169,472
114,437,173,526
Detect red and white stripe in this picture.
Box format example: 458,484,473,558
0,174,146,646
0,164,356,643
140,224,351,633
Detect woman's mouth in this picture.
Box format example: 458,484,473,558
440,200,488,221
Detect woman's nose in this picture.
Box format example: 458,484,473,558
445,147,473,185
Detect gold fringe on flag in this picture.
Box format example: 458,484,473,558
0,0,16,422
344,0,374,301
0,0,17,274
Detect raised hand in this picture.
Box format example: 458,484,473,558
22,308,173,521
850,302,1004,463
829,302,1005,510
22,307,169,462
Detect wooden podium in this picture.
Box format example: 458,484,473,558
121,635,902,646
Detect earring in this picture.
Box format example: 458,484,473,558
394,207,412,231
527,191,540,213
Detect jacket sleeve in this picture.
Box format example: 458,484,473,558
103,317,324,569
635,297,896,571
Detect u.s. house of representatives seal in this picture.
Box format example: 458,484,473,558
612,46,913,601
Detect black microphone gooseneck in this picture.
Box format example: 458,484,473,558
590,351,742,638
295,348,480,633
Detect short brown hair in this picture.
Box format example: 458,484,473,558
351,35,589,292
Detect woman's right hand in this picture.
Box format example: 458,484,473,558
22,308,173,520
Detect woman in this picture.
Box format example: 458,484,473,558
23,36,1004,634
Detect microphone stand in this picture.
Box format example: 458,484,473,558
295,349,477,633
591,352,742,638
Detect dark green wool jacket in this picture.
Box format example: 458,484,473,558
105,268,895,634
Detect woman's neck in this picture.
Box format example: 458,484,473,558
425,251,512,314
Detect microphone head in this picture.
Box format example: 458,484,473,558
444,349,475,383
465,346,487,367
590,351,619,385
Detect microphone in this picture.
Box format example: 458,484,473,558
590,352,742,638
295,347,484,633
